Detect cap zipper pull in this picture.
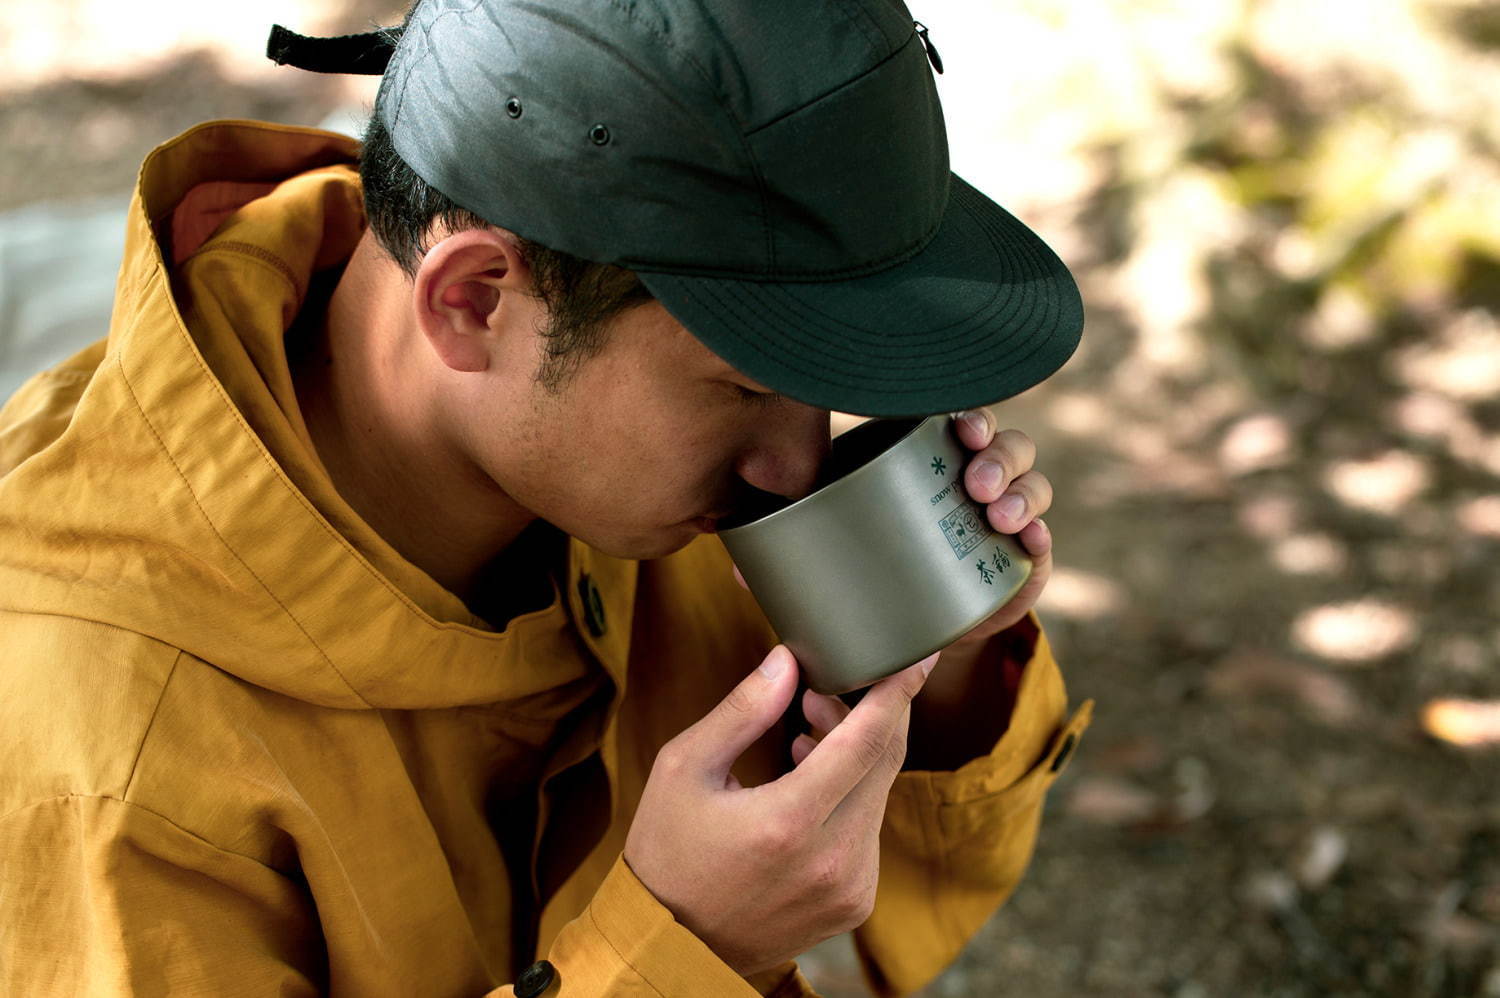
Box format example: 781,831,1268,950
913,21,944,75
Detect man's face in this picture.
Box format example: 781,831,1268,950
462,298,832,561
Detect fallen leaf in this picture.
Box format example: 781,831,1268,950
1421,699,1500,747
1206,651,1362,725
1064,776,1160,826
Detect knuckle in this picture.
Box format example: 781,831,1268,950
1031,472,1055,510
754,814,807,855
848,728,891,772
720,683,757,718
983,445,1017,480
1006,477,1036,508
810,850,844,893
998,428,1037,467
835,879,877,928
653,737,690,777
882,727,909,772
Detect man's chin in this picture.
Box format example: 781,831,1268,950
574,521,707,562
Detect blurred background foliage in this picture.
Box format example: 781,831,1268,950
1,0,1496,994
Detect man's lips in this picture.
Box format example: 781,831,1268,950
690,510,734,532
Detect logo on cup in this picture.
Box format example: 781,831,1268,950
937,503,988,560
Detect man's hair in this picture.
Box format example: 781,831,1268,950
358,40,656,393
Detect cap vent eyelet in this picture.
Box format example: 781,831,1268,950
589,123,611,146
505,97,523,118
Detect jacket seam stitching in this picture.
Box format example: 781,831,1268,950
179,241,305,299
0,793,275,870
595,0,775,269
585,905,669,997
121,649,184,801
743,34,918,138
920,772,961,945
113,344,370,706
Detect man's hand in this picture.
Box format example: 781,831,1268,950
726,409,1054,772
622,644,937,978
892,409,1053,769
942,408,1052,650
727,410,1052,648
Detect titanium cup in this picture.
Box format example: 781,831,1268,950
719,414,1032,695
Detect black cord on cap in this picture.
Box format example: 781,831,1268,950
266,24,402,75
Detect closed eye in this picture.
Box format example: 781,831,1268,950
732,384,782,407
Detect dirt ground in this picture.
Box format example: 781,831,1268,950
3,4,1497,995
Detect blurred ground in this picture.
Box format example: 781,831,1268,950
2,0,1497,995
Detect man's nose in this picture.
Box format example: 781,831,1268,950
735,404,832,501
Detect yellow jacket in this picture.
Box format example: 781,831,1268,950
0,120,1090,998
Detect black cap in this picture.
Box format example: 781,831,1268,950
275,0,1083,417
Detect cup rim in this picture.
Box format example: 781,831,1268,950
718,414,935,536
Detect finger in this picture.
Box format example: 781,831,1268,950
679,645,801,784
964,429,1038,504
823,698,913,831
1017,517,1052,558
951,408,994,453
987,468,1053,534
802,688,851,740
732,562,749,590
781,653,937,823
791,732,817,767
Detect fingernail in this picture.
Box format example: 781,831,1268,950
997,494,1026,525
758,646,788,680
973,460,1003,494
919,652,940,678
960,411,988,438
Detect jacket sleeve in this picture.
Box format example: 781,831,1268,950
851,614,1093,998
486,855,821,998
0,795,821,998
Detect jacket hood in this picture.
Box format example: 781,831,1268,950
0,119,638,709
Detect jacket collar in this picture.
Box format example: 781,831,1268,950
108,120,638,707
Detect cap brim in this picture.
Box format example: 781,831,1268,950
638,174,1083,418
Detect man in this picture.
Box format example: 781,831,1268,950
0,0,1091,995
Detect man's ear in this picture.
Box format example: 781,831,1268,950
412,228,533,373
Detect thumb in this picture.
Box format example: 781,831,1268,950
683,645,800,782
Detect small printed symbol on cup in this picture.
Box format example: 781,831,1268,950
977,559,994,585
939,505,987,559
931,456,946,476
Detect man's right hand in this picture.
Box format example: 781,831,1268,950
622,644,937,978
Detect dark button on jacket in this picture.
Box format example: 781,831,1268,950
578,574,607,637
515,959,557,997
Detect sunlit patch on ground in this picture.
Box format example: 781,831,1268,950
1393,309,1500,402
1299,285,1377,350
1045,392,1111,438
1291,599,1419,663
1220,413,1296,476
1457,495,1500,538
1322,450,1431,516
1035,566,1126,619
1271,533,1350,575
1390,392,1470,440
1236,492,1301,538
